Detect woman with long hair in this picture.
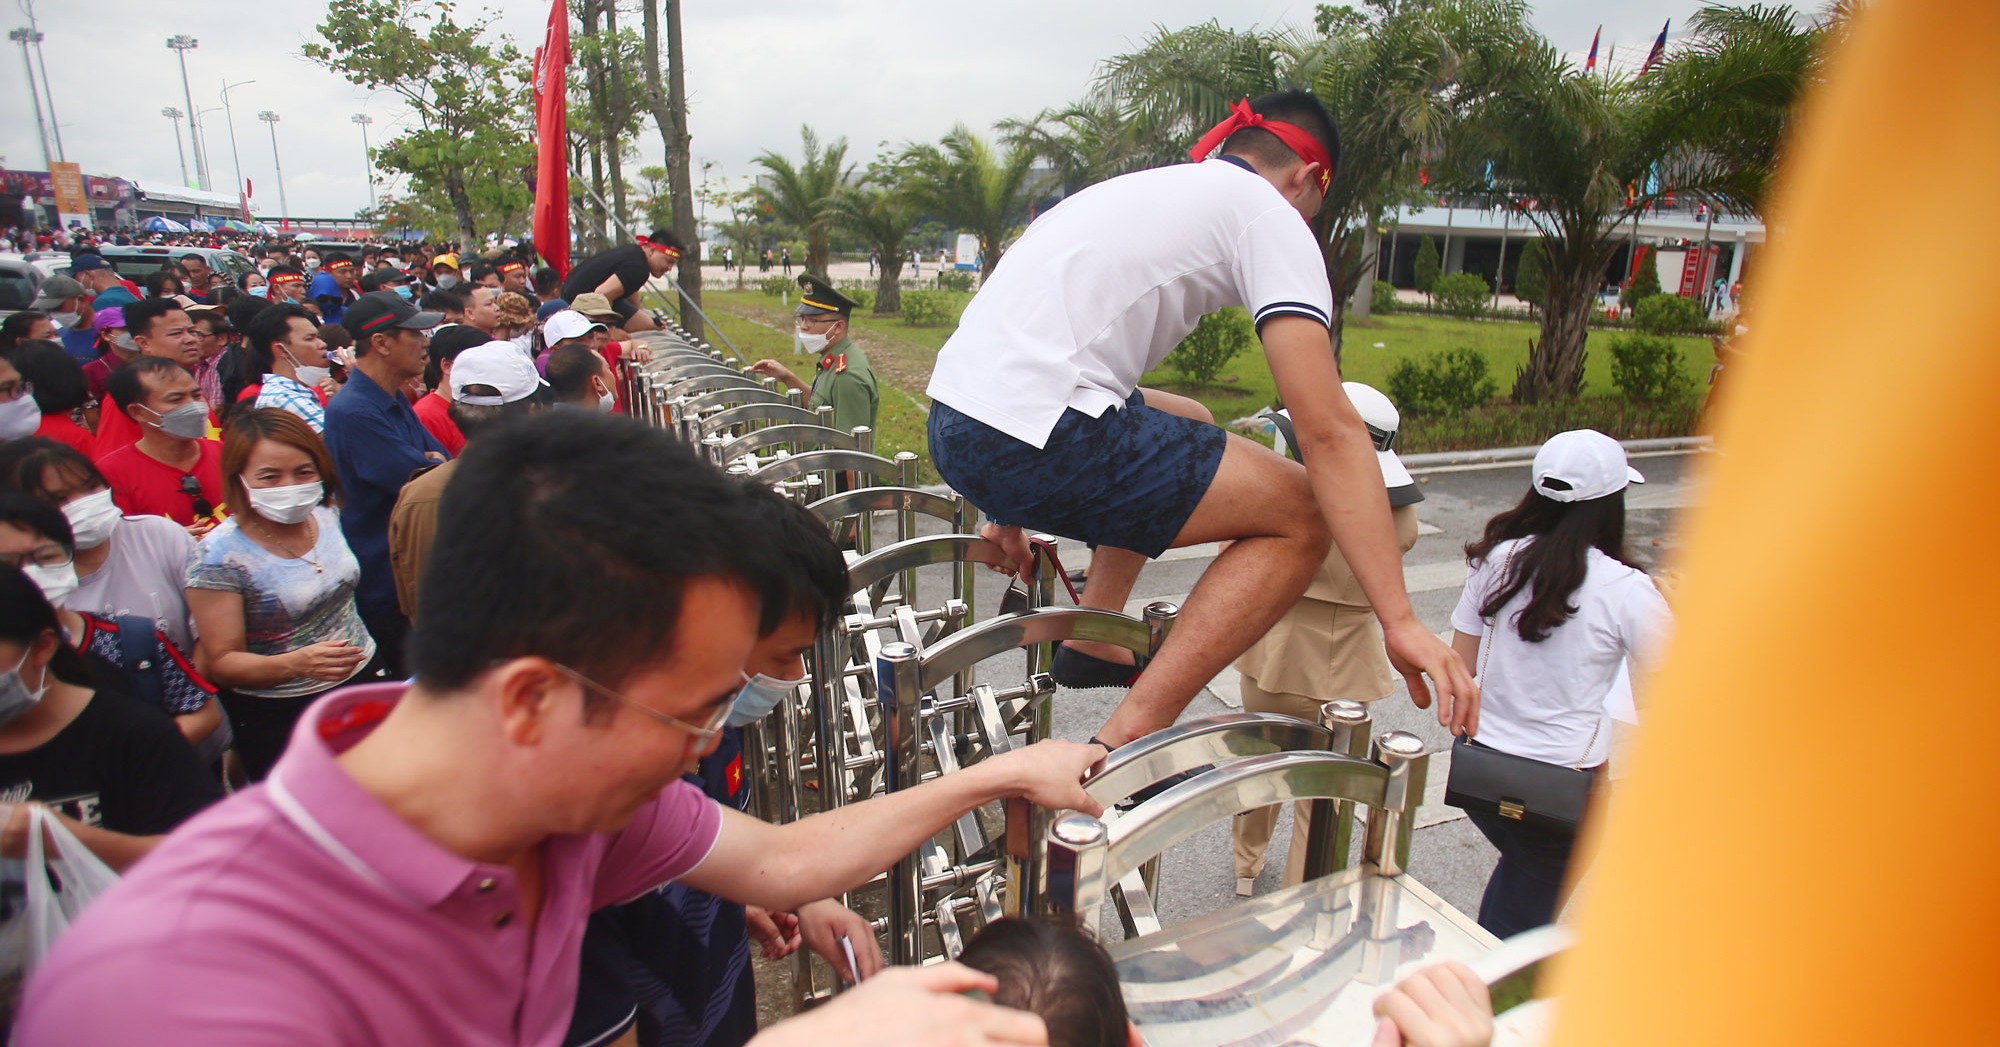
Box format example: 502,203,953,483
184,408,386,779
1448,429,1672,937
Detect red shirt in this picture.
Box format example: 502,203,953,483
96,439,226,527
81,351,126,409
34,413,95,458
411,391,465,456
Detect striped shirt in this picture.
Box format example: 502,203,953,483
256,373,326,432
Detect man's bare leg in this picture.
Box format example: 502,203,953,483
1093,436,1329,747
1061,387,1219,666
624,303,661,332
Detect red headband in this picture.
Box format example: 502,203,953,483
635,236,681,261
1187,99,1334,193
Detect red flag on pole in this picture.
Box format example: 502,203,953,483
531,0,570,277
1585,26,1601,72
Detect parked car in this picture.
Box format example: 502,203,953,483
94,245,254,292
0,252,73,320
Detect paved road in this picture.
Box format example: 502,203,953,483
875,449,1699,932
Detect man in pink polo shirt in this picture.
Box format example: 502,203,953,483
18,411,1094,1047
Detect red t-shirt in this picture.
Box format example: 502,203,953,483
34,413,95,458
96,439,226,527
412,391,466,456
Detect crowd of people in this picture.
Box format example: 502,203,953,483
0,89,1678,1047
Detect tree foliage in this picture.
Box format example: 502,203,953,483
898,127,1039,279
754,127,854,275
1164,308,1255,385
305,0,531,245
1412,236,1441,295
828,158,923,314
1514,236,1549,310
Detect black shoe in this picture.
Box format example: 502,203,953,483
1052,645,1143,689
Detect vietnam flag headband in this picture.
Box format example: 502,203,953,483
635,235,681,262
1187,98,1334,193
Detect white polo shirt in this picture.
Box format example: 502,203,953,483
926,159,1334,448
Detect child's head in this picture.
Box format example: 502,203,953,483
958,919,1137,1047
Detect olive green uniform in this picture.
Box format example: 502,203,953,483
807,336,879,434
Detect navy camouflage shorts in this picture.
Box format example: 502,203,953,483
929,390,1228,559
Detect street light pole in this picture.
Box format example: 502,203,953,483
8,29,53,175
21,0,60,161
220,78,255,216
350,113,375,210
161,107,190,187
257,111,289,233
166,35,208,190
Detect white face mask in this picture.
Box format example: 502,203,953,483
795,330,830,355
294,365,332,389
435,273,459,289
0,649,51,726
0,393,39,440
62,488,121,550
510,331,536,358
596,382,617,412
51,310,81,329
244,480,323,525
109,330,138,354
22,560,77,608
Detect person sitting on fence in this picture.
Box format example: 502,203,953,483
559,230,684,334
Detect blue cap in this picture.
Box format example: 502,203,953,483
536,298,570,320
70,253,110,273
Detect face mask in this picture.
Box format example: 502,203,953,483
51,310,80,329
294,365,332,389
388,258,408,271
0,649,51,726
507,331,536,358
142,401,209,440
435,274,459,289
394,284,415,301
257,259,273,273
109,330,138,354
63,488,121,550
244,480,323,525
726,672,801,728
249,285,270,298
22,561,77,608
0,393,38,440
796,330,830,355
596,383,617,412
305,257,321,271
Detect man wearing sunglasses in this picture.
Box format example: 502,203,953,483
21,411,1102,1047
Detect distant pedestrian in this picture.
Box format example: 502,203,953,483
780,246,792,275
869,251,877,276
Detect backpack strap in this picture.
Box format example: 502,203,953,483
1259,408,1302,462
110,616,168,712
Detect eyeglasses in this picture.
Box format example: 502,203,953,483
554,663,738,742
794,317,840,331
0,543,71,570
0,379,29,404
179,473,213,518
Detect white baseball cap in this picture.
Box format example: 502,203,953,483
542,309,605,345
1342,382,1422,504
450,341,549,406
1531,429,1645,502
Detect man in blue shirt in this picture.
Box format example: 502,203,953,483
30,275,98,363
326,290,447,675
309,252,361,325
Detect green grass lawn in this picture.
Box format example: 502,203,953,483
693,292,1714,469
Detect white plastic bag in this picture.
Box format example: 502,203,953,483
19,805,119,971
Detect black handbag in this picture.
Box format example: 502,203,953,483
1443,545,1604,835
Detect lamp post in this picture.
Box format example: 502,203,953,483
161,107,191,187
350,113,375,210
165,35,209,190
257,111,288,233
219,78,255,216
20,0,60,160
9,29,53,175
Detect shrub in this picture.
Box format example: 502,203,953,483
1398,396,1699,454
1386,347,1497,417
1621,250,1661,310
1370,279,1398,315
1431,271,1491,318
758,275,792,297
1412,236,1441,296
901,290,957,326
934,269,975,293
1609,334,1696,405
1163,308,1253,385
1632,293,1704,335
1514,238,1549,310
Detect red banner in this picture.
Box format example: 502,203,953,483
532,0,570,277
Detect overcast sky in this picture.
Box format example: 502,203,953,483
2,0,1712,221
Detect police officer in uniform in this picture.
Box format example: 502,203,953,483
748,272,879,434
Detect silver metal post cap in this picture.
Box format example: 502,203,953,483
1143,600,1181,620
881,641,918,660
1049,812,1107,846
1376,731,1425,758
1321,699,1369,726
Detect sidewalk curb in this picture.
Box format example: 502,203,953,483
1400,435,1711,471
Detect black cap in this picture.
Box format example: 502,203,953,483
795,272,857,318
359,267,412,292
342,290,443,341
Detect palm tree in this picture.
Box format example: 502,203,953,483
753,126,854,273
827,161,923,314
1447,46,1759,401
997,98,1147,197
898,127,1038,280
